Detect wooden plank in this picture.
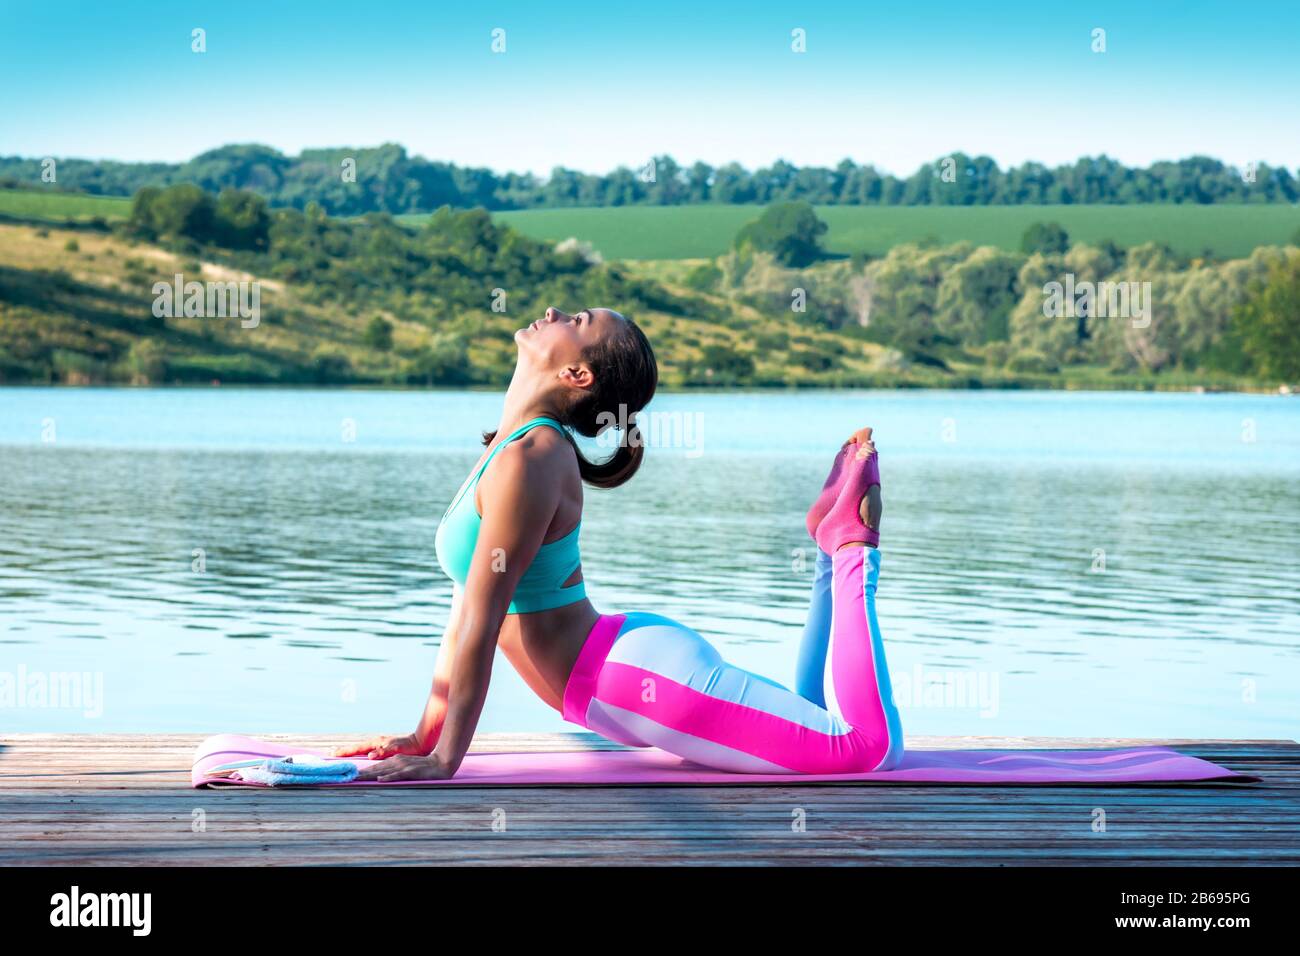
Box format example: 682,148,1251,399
0,733,1295,866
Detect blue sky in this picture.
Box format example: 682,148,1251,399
1,1,1296,176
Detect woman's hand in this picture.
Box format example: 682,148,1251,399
330,733,428,759
355,753,454,783
844,426,877,460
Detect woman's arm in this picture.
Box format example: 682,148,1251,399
413,588,463,749
432,442,561,773
356,437,564,781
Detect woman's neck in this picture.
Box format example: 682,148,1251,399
496,375,561,439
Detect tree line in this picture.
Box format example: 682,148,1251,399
3,144,1296,216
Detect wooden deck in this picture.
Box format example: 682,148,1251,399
1,734,1296,866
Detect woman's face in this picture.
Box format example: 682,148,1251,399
516,306,623,374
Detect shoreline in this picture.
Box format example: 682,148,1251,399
0,379,1292,395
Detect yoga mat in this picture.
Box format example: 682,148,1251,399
191,734,1257,788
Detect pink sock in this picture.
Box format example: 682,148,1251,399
805,443,853,540
814,452,881,553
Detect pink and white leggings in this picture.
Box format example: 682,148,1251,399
561,546,904,774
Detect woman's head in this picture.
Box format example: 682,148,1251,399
510,306,657,488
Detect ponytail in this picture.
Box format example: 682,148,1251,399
481,420,647,490
572,420,646,489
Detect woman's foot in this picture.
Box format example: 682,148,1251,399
805,442,854,540
814,452,881,554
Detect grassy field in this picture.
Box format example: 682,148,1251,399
6,186,1297,262
0,188,132,222
471,203,1300,260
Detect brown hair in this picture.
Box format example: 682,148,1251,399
484,311,658,489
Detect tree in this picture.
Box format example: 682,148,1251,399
1232,253,1300,381
130,183,215,241
1008,251,1080,367
123,339,167,384
734,201,828,267
405,333,471,385
692,344,755,384
129,184,267,250
1021,221,1070,255
310,346,353,384
934,246,1021,342
364,316,393,351
861,243,972,356
214,188,270,250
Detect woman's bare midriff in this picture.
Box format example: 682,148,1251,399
496,592,600,713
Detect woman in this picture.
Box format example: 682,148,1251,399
335,306,903,779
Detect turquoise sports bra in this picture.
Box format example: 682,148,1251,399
434,416,586,614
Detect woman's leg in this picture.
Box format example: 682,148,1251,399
824,545,903,769
795,446,882,707
583,545,902,774
812,448,899,760
793,547,834,707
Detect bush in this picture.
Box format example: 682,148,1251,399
121,340,167,384
981,341,1013,367
129,183,269,250
1021,222,1070,255
790,346,838,372
404,333,471,385
1006,348,1059,374
130,184,214,241
690,343,755,383
684,262,722,292
50,349,105,384
364,315,393,351
734,201,828,268
310,347,353,384
754,329,790,351
213,188,271,250
165,354,284,383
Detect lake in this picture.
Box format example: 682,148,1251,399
1,387,1297,743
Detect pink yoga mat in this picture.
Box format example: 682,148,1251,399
191,734,1257,787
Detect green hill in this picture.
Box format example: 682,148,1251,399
0,218,898,388
1,184,1289,391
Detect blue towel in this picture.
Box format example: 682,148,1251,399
238,754,358,786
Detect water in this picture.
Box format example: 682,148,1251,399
1,387,1297,742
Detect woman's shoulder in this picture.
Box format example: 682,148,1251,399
486,425,577,483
